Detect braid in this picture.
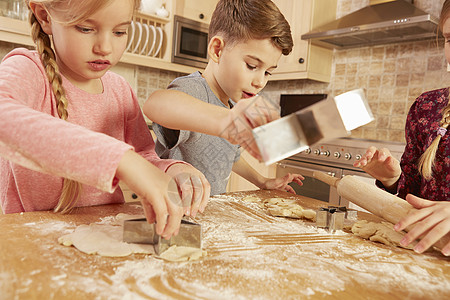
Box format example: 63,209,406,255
29,12,68,119
418,103,450,180
29,9,82,213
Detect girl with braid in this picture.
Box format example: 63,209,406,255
0,0,215,239
354,0,450,256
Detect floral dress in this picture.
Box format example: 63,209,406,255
396,88,450,201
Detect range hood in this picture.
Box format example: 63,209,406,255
301,0,439,49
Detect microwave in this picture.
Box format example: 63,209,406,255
171,15,209,68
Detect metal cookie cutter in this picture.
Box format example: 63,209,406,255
316,206,357,232
123,218,202,255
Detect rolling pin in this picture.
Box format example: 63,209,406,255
312,171,449,253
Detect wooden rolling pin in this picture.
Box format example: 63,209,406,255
313,171,449,253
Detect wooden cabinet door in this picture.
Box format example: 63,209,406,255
271,0,336,82
119,182,139,202
177,0,218,23
272,0,311,75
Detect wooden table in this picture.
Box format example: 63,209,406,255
1,190,449,299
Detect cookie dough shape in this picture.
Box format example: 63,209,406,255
263,198,316,220
351,220,415,250
159,245,207,262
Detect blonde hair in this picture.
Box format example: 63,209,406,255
418,0,450,180
26,0,139,213
209,0,293,56
418,106,450,180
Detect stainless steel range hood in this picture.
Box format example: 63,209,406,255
301,0,439,49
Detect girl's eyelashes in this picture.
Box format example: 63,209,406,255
75,25,93,33
75,25,128,37
114,30,128,37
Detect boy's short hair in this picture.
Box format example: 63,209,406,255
440,0,450,31
209,0,293,55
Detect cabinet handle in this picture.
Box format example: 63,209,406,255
132,193,138,199
298,58,305,64
199,13,204,19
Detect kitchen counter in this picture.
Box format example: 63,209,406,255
1,190,449,299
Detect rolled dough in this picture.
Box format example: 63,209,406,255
351,220,415,250
58,214,206,261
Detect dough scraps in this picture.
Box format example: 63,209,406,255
58,214,206,261
263,198,316,221
351,220,415,250
159,245,207,262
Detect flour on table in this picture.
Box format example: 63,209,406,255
97,213,144,225
351,220,415,250
263,197,316,221
242,196,261,203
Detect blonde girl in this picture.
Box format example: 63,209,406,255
0,0,211,238
354,0,450,255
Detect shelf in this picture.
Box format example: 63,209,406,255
0,16,34,46
0,16,198,75
135,11,170,23
121,53,198,73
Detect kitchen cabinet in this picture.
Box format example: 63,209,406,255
175,0,218,24
120,10,197,74
119,182,139,202
226,150,277,192
271,0,337,82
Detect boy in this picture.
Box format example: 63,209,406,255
144,0,304,195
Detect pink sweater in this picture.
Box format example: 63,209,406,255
0,48,179,213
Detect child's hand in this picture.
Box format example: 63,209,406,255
116,150,184,239
353,146,401,189
261,173,304,194
220,95,280,160
394,194,450,256
165,163,211,217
